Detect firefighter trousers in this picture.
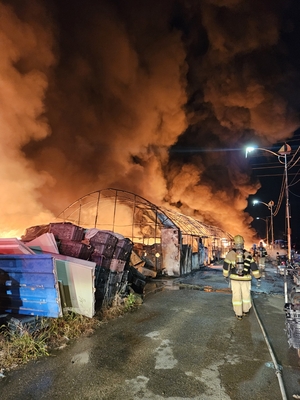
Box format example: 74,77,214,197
230,279,251,316
258,257,265,270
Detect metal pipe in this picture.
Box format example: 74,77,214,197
284,265,289,304
112,190,118,232
270,202,274,247
266,217,269,246
94,191,101,228
252,296,287,400
284,153,292,262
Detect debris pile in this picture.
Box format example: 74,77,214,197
0,222,154,326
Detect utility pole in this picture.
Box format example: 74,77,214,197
280,149,292,262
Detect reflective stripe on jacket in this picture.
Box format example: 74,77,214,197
223,248,261,281
256,246,267,258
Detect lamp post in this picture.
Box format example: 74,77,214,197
253,200,274,247
246,144,292,261
255,217,269,245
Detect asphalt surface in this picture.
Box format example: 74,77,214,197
0,261,299,400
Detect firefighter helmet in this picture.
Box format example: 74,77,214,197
233,235,244,249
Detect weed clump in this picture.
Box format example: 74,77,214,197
100,292,142,320
0,292,142,373
0,312,99,372
0,321,50,371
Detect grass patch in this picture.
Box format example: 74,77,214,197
0,293,143,373
0,312,99,372
0,321,50,371
100,292,142,320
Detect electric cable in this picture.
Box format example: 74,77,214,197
289,166,300,186
273,174,285,217
287,146,300,168
251,295,287,400
289,189,300,198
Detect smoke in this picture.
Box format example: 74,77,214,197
0,0,56,236
1,0,300,244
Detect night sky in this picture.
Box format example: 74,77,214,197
1,0,300,246
246,130,300,247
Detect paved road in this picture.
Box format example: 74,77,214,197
0,262,299,399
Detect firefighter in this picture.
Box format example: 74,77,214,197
223,235,261,320
256,241,268,277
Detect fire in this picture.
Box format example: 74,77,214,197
1,1,299,242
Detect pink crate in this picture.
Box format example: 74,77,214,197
49,223,85,241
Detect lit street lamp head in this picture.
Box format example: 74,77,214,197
245,146,256,158
256,217,267,221
252,199,274,209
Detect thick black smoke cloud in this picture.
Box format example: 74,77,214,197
1,0,300,243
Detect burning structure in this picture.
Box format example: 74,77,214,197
0,188,232,320
2,0,300,323
55,188,233,276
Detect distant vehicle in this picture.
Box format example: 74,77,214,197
276,253,288,276
292,252,300,263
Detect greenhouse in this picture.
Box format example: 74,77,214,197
56,188,233,276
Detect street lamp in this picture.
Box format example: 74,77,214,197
255,217,269,245
246,143,292,261
253,199,274,247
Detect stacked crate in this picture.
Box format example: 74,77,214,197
112,238,133,260
58,240,94,260
110,238,133,273
89,231,118,304
127,266,147,295
90,232,134,306
103,238,134,305
94,266,110,307
49,222,85,241
49,223,93,260
89,231,118,261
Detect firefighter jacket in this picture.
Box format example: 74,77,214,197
223,248,261,281
256,246,267,258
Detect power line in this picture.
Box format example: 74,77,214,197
289,189,300,198
255,173,300,177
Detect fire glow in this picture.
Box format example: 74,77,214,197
1,0,299,243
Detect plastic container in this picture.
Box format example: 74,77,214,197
58,240,94,260
92,243,115,258
112,238,133,260
49,223,85,241
89,231,118,247
110,258,126,272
